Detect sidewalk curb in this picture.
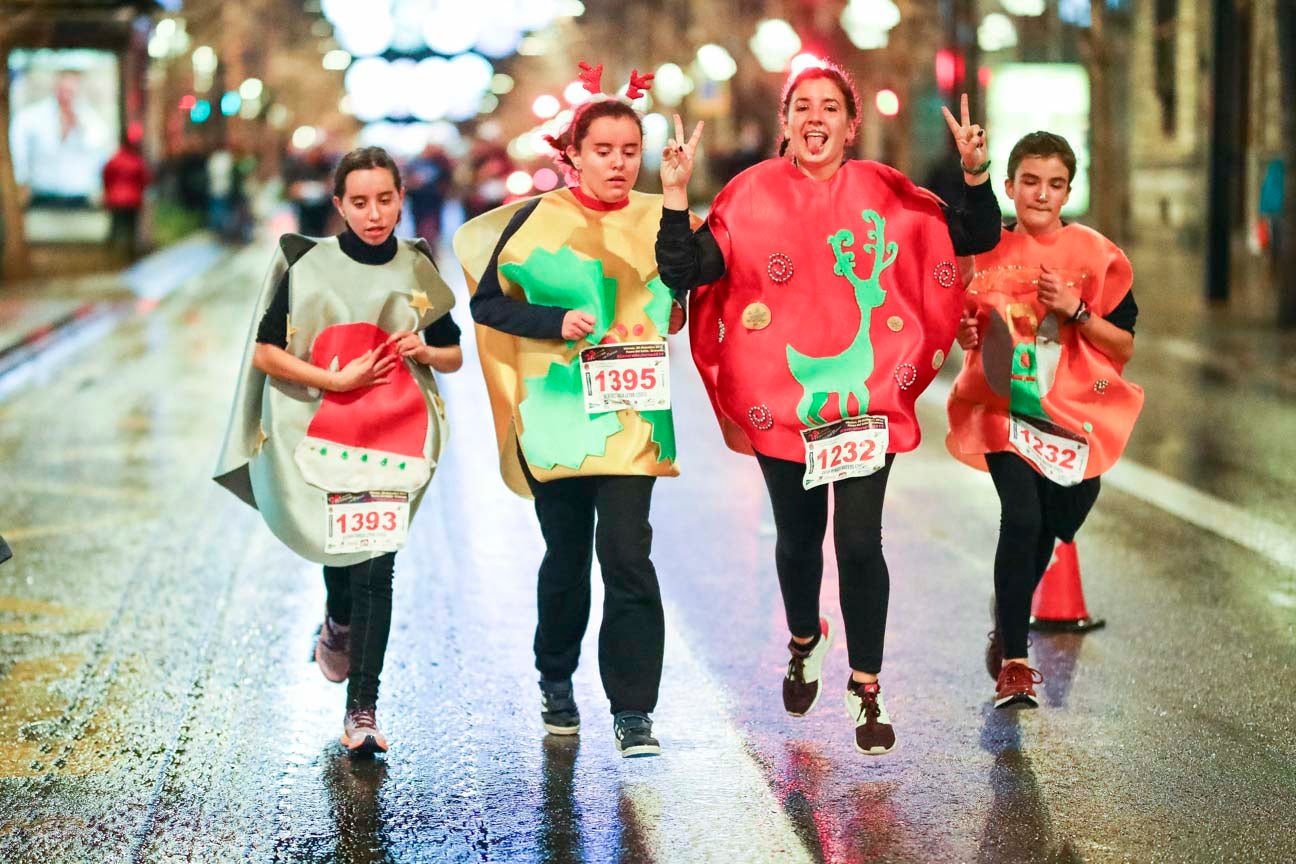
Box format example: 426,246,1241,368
0,234,228,376
0,301,101,367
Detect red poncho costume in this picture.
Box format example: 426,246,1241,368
946,224,1144,478
689,158,964,461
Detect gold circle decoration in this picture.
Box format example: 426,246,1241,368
932,349,945,370
742,302,772,330
887,316,904,332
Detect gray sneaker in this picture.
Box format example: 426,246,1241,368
539,678,580,735
315,616,349,683
613,711,661,758
341,706,388,755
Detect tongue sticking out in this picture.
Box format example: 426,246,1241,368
805,134,827,156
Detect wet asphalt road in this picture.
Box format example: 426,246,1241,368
0,240,1293,863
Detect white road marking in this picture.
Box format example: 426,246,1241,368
618,595,815,863
921,375,1296,573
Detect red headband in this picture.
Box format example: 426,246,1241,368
574,60,654,102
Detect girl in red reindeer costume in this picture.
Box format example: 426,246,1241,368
656,63,1001,755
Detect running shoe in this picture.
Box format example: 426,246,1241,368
341,706,388,755
985,596,1028,680
539,678,580,736
315,615,349,683
783,617,833,716
844,678,897,756
613,711,661,758
994,661,1044,709
985,628,1003,680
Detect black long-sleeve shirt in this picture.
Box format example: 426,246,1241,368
467,198,569,340
655,178,1003,295
256,228,461,348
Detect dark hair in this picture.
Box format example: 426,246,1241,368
545,99,643,171
333,146,402,198
1006,132,1077,186
776,62,861,157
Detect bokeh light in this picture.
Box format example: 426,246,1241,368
505,170,535,196
532,94,561,119
789,53,826,76
533,168,560,192
875,89,900,116
750,18,801,73
292,125,319,149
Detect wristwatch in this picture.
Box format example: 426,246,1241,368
1069,299,1091,324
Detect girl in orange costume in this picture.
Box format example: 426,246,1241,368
947,131,1144,708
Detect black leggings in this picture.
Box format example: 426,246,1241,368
521,460,664,716
986,452,1100,659
755,451,895,675
323,552,396,711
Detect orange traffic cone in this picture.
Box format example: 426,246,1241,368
1029,541,1106,632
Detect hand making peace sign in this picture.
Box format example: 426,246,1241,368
940,93,989,175
660,113,705,192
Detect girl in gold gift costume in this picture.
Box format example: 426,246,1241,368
455,64,696,758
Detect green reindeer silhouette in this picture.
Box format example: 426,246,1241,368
786,209,898,425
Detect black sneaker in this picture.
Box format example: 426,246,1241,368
613,711,661,758
539,678,580,735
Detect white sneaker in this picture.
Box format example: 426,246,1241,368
844,678,897,756
783,617,833,716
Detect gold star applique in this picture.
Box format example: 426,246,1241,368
408,289,435,317
253,422,269,455
285,315,299,345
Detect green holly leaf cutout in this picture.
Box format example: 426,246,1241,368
502,246,617,343
519,359,623,470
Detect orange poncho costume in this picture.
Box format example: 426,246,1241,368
946,223,1144,478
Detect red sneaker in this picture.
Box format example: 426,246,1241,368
994,661,1044,709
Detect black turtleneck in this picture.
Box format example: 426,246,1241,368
256,229,461,348
337,225,397,265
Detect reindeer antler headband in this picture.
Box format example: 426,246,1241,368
545,61,656,174
574,60,655,107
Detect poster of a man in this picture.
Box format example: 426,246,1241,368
8,50,118,209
